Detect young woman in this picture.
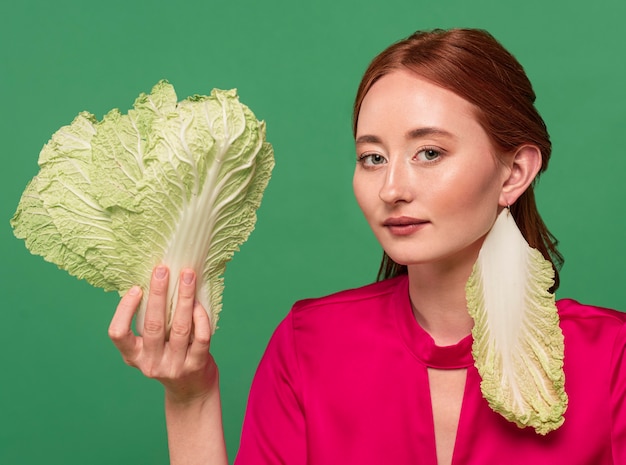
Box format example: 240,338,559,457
109,29,626,465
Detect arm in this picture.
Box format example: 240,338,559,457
109,265,228,465
236,312,306,464
611,321,626,464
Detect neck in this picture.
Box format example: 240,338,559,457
407,251,478,346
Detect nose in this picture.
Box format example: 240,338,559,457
379,158,414,204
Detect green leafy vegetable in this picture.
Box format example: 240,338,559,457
11,81,274,333
466,209,567,435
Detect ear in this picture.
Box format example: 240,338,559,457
499,145,542,207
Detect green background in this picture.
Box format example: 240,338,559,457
1,0,624,463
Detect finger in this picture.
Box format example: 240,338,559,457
109,286,143,364
187,300,212,364
141,265,169,360
168,269,197,363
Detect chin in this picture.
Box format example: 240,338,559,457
383,251,432,267
384,243,482,270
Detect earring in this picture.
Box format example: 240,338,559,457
465,208,567,435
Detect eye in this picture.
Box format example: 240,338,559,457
415,147,442,162
358,153,387,167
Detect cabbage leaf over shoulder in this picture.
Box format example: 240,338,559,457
466,209,567,435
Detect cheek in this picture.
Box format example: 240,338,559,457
352,174,370,215
450,173,503,231
434,164,502,216
462,156,503,196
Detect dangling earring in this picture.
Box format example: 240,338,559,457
465,207,567,435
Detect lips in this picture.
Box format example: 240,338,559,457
383,216,429,236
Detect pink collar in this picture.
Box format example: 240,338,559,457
392,275,474,369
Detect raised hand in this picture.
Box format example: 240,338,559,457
108,265,217,402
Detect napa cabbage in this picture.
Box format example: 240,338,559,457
466,209,567,434
11,81,274,333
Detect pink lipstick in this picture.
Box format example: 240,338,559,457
383,216,429,236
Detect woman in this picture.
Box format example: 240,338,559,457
109,29,626,464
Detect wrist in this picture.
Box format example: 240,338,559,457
164,364,220,407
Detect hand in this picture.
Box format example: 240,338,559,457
109,265,218,403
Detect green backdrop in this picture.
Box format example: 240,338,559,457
2,0,624,463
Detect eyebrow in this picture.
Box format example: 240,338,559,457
355,127,455,145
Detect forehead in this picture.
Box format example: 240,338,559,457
356,70,481,137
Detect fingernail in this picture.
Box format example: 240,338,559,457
182,270,194,284
128,286,141,296
155,266,167,279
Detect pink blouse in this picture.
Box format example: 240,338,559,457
235,275,626,464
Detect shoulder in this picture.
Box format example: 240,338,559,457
270,275,409,353
291,275,406,314
557,298,626,334
556,298,626,368
286,275,408,332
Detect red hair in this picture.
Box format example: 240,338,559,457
353,28,563,291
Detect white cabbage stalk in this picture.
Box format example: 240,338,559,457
466,209,567,434
11,81,274,334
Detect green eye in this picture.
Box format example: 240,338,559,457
417,148,441,161
358,153,387,167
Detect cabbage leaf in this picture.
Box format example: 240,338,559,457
466,209,567,434
11,81,274,333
